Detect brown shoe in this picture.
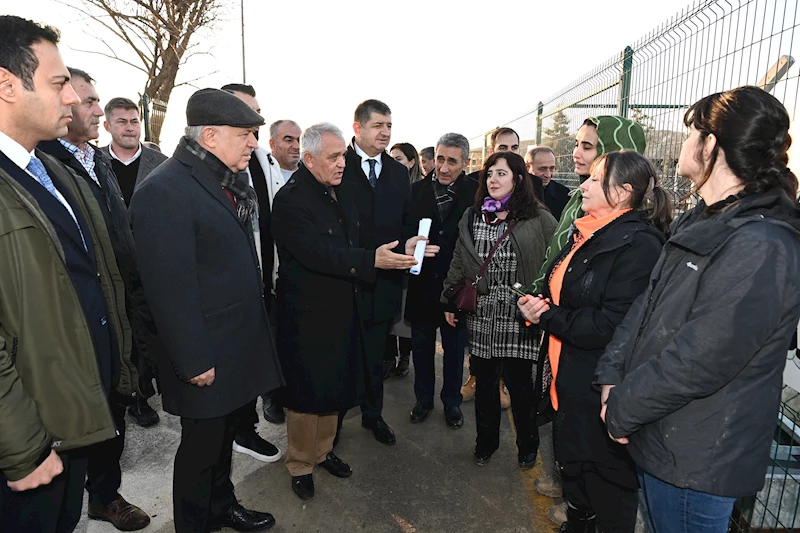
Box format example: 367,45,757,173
88,495,151,531
500,379,511,410
460,375,477,401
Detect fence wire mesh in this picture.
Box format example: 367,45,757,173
470,0,799,530
471,0,799,216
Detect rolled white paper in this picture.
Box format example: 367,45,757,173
409,218,432,275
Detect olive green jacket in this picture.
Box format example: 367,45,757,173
0,149,136,481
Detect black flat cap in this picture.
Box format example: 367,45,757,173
186,88,265,128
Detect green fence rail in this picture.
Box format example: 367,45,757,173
471,0,798,215
471,0,799,530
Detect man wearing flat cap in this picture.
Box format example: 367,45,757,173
130,88,284,533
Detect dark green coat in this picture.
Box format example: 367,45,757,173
0,149,136,482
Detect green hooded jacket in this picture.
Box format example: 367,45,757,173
0,149,137,481
529,116,646,294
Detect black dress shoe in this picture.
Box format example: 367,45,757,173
444,406,464,429
474,450,493,466
261,395,285,424
291,474,314,501
518,451,537,470
394,355,410,377
128,397,159,427
409,403,433,423
318,452,352,478
361,418,396,445
210,503,275,532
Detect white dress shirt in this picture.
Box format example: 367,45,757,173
109,143,143,166
353,141,383,181
0,131,82,227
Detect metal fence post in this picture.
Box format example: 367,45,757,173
140,93,151,143
536,101,544,145
618,46,634,118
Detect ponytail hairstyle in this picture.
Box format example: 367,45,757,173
593,150,674,236
390,142,423,183
684,86,797,200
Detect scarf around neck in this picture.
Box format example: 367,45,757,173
179,136,259,225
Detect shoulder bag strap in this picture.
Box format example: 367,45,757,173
475,220,517,282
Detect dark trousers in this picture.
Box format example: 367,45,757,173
411,322,467,408
360,319,393,422
84,401,126,506
472,356,538,457
173,404,247,533
386,334,412,359
561,461,639,533
237,398,259,437
0,450,89,533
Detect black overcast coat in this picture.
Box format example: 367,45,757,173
538,210,664,482
596,189,800,498
342,139,415,323
271,165,377,413
130,141,283,419
405,173,479,326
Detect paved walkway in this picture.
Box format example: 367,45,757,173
78,353,560,533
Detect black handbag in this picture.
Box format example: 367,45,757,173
444,221,517,314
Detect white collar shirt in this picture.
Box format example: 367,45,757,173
354,141,382,181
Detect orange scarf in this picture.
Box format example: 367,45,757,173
547,209,631,410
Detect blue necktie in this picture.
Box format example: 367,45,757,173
26,156,87,251
26,156,61,201
367,159,377,189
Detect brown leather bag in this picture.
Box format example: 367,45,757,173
444,221,517,314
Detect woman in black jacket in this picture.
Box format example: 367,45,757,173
595,86,800,533
519,151,672,533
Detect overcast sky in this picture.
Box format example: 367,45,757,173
5,0,793,158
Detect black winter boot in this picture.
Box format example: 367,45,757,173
558,504,596,533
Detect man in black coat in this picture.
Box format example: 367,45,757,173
526,146,570,220
339,99,435,445
130,88,283,533
406,133,478,429
37,67,151,532
272,123,419,500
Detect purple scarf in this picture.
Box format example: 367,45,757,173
481,193,512,214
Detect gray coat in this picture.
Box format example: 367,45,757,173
595,189,800,498
442,206,557,303
130,140,283,419
99,144,167,192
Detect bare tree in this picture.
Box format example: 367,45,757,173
61,0,225,143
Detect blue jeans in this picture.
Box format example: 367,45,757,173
639,470,735,533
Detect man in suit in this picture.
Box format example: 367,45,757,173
526,146,570,220
272,123,421,499
100,97,167,205
339,99,438,446
0,16,138,533
37,67,151,532
130,88,283,533
406,133,478,429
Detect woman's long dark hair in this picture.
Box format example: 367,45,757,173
474,152,540,220
683,85,797,200
592,150,673,236
390,142,423,183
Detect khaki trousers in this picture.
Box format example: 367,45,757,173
285,409,338,476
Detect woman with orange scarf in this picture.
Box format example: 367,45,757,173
518,151,672,533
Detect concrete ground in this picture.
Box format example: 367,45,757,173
77,351,561,533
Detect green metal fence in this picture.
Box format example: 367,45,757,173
472,0,798,214
471,0,800,530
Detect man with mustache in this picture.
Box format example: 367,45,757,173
37,67,151,532
0,17,137,533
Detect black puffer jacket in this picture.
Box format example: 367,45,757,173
596,188,800,498
539,210,665,478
